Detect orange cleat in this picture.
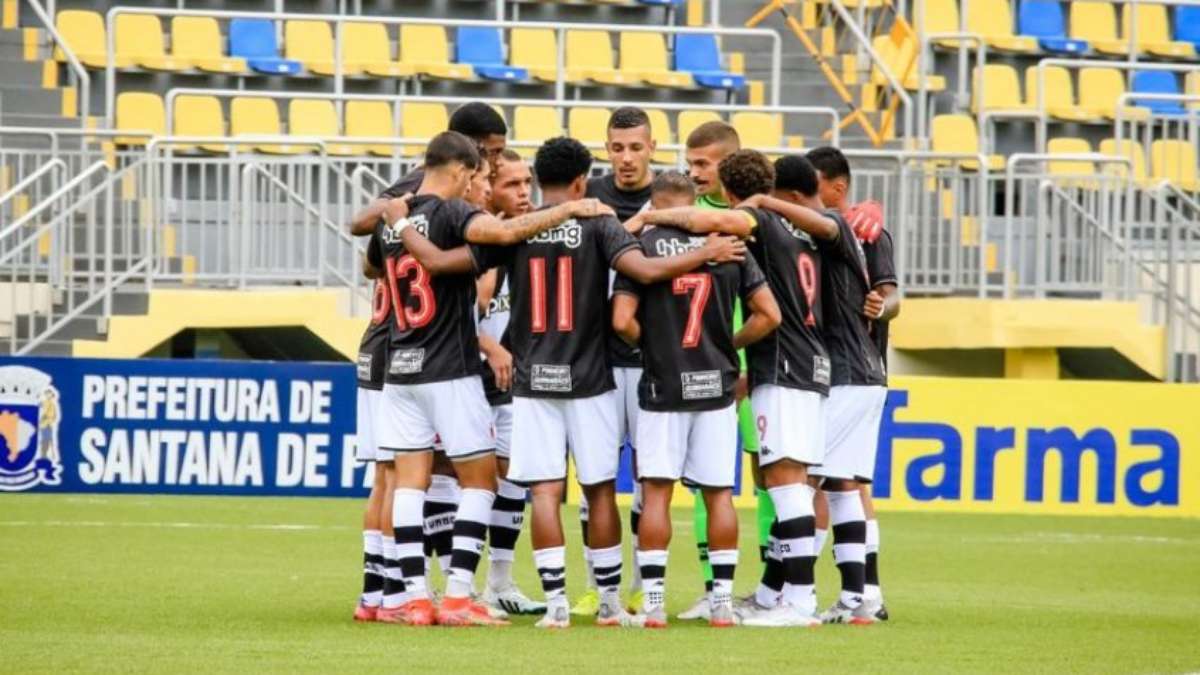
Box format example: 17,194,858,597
437,595,511,627
377,598,437,626
353,603,379,622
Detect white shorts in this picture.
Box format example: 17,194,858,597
810,385,887,482
492,403,513,459
355,387,392,462
636,404,738,488
614,366,642,447
751,385,825,468
377,377,495,460
507,391,620,486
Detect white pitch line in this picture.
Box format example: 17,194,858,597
960,532,1195,545
0,520,348,531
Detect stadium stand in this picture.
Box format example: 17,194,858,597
228,18,302,74
115,14,189,72
567,107,611,159
1130,70,1186,115
284,20,346,76
965,0,1039,53
1123,3,1196,57
171,17,246,74
1069,1,1127,55
1022,0,1090,54
1025,65,1098,122
509,28,560,83
673,34,746,89
1150,139,1200,190
114,92,165,146
400,24,474,80
344,100,398,156
54,9,122,68
456,27,529,81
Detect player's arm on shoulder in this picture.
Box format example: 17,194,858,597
611,291,641,346
463,199,614,245
734,284,781,349
865,282,900,322
750,195,839,241
640,207,756,238
348,198,389,237
394,222,475,276
362,254,381,280
476,269,498,315
612,234,746,284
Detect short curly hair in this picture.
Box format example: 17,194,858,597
534,136,593,188
718,150,774,202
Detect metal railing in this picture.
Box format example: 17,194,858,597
104,6,783,126
27,0,90,127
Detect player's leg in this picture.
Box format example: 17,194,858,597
813,487,830,557
861,484,888,620
423,454,459,579
852,387,888,621
431,377,507,626
685,404,740,627
740,397,776,566
630,405,688,628
618,366,646,611
508,396,572,628
677,494,713,620
353,388,386,621
377,463,410,617
568,391,629,626
571,491,600,616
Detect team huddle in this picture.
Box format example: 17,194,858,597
347,102,898,628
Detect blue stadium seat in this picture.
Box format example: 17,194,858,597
674,34,744,90
1131,71,1185,115
637,0,684,5
455,28,528,81
1019,0,1089,53
1176,7,1200,49
229,19,303,75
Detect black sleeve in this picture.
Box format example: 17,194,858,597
597,215,640,265
739,207,769,260
865,229,897,288
819,211,860,264
738,250,768,299
378,170,423,199
366,232,384,270
446,198,484,244
612,271,641,298
470,244,512,276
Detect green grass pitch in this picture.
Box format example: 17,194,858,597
1,494,1197,673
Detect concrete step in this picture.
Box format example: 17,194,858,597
0,84,66,118
0,28,30,62
0,112,84,129
0,58,45,87
25,338,73,356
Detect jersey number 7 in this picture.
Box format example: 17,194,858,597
673,273,712,348
384,254,436,330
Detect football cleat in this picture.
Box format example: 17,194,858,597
535,602,571,629
353,603,379,622
677,594,711,621
377,598,436,626
709,601,737,628
437,596,510,627
471,590,508,620
630,606,668,629
739,603,821,628
626,589,645,615
596,595,635,627
570,589,600,616
820,600,876,626
856,597,889,622
483,584,547,616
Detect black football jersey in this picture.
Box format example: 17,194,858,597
504,208,639,398
381,194,485,385
379,169,424,200
615,227,767,412
587,174,652,369
479,266,514,406
742,207,832,395
357,231,390,390
864,228,897,377
817,211,886,386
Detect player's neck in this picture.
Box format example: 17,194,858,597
800,195,825,211
416,171,459,200
539,187,575,206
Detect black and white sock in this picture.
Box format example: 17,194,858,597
709,549,738,607
770,483,817,615
629,482,643,593
380,537,407,609
579,495,598,591
423,475,459,577
591,544,622,602
392,487,428,601
637,549,668,612
827,489,867,608
755,520,784,607
360,529,385,608
534,546,568,608
865,518,882,603
487,478,526,591
445,487,494,599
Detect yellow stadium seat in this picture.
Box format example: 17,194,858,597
115,92,164,146
1070,2,1131,55
346,100,398,157
288,99,354,155
731,112,783,154
342,23,414,78
173,95,227,153
1077,68,1146,121
1098,139,1148,184
871,34,945,91
971,64,1031,114
677,111,722,148
1122,4,1196,58
171,17,246,74
510,28,561,84
930,114,1003,171
1047,137,1095,178
618,33,693,88
645,109,676,164
965,0,1038,52
1188,72,1200,111
115,15,189,71
230,97,306,155
1150,140,1200,191
568,107,611,160
1025,66,1098,123
400,102,449,156
513,106,564,158
566,30,640,86
55,10,128,68
286,20,359,76
916,0,965,48
400,25,472,80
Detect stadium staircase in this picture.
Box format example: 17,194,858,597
1,0,1198,381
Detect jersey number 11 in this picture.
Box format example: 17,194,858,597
529,256,574,333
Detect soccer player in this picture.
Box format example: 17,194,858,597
476,150,546,616
373,131,611,627
501,137,747,629
807,146,899,622
612,174,782,629
575,106,656,615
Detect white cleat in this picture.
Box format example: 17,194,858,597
820,599,876,626
483,584,547,616
739,603,821,628
470,590,508,619
596,595,636,627
535,602,571,629
628,605,668,629
676,594,711,621
855,596,888,622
